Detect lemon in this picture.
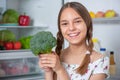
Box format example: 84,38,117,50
89,11,95,18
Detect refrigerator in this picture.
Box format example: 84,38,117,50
0,0,62,80
0,0,120,80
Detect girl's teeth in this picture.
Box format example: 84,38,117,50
69,33,78,37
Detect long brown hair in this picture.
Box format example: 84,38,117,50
55,2,94,75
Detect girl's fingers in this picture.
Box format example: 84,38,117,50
40,53,55,58
39,52,60,70
39,60,52,72
43,67,52,72
41,59,51,64
41,63,55,68
40,54,56,62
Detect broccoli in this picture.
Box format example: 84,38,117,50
30,31,56,56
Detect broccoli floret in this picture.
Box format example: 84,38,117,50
30,31,56,56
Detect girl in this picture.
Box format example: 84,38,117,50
39,2,109,80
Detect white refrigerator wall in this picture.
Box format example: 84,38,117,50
64,0,120,14
64,0,120,50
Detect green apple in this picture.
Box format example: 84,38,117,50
105,10,116,18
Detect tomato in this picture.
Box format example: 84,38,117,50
13,41,21,50
4,42,13,50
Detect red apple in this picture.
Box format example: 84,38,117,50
95,11,105,18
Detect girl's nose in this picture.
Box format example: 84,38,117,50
69,23,75,31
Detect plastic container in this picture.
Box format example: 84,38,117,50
92,38,101,52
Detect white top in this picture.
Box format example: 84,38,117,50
62,56,110,80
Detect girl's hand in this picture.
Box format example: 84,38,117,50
38,52,63,73
38,55,53,73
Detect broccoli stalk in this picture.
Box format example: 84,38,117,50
30,31,56,56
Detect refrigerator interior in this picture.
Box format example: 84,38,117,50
0,0,120,80
0,0,62,79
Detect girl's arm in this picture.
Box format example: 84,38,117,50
55,66,70,80
44,70,54,80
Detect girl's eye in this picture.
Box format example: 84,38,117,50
75,20,81,23
61,23,68,26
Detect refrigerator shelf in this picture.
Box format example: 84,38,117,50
0,73,44,80
93,17,120,24
0,49,37,60
0,25,48,29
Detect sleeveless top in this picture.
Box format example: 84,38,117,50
62,56,110,80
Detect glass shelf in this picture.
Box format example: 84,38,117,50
92,17,120,24
0,25,48,29
0,49,31,53
0,49,37,60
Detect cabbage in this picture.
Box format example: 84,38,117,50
2,9,19,23
0,30,16,42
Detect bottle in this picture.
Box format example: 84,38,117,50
109,51,116,75
100,48,106,55
92,38,101,53
110,51,116,65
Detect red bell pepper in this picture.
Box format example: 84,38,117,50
18,13,30,26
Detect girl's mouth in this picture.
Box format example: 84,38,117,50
68,32,80,37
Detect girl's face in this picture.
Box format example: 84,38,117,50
60,8,87,45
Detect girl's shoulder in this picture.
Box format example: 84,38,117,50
90,51,106,64
90,51,110,78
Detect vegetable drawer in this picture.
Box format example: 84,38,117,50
0,50,43,78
